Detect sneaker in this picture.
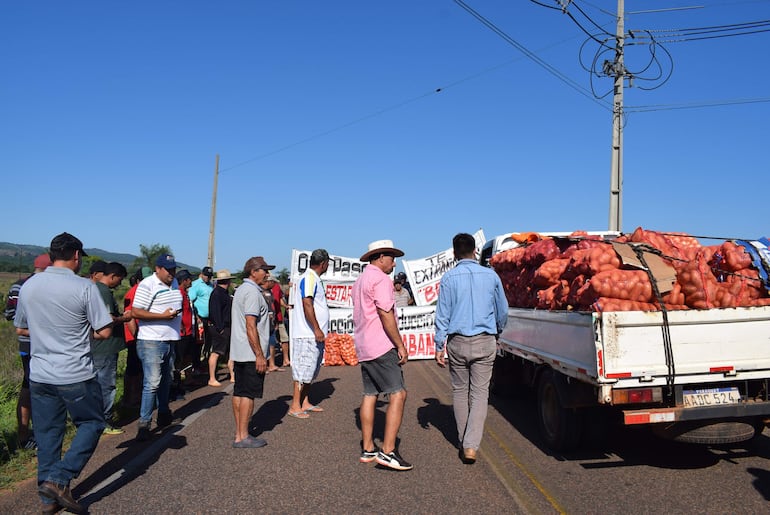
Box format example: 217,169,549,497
103,425,125,436
232,436,268,448
376,450,413,471
360,446,380,463
20,436,38,450
38,481,82,514
136,424,151,442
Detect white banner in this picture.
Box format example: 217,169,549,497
402,229,486,306
326,306,436,360
323,281,354,309
290,249,367,283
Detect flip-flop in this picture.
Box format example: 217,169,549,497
305,405,324,412
288,410,310,419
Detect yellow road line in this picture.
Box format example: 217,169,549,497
486,428,567,515
416,361,566,514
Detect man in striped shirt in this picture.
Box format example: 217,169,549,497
131,254,183,442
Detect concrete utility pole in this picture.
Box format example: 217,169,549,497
608,0,625,232
207,154,219,269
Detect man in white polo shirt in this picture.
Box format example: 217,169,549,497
131,254,183,442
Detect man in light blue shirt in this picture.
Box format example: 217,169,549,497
434,233,508,465
188,266,214,363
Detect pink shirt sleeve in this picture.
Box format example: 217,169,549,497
372,275,395,313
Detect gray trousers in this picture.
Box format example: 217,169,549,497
447,333,496,451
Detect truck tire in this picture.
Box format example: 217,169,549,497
537,368,582,451
651,419,762,445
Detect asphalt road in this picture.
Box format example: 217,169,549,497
2,360,770,514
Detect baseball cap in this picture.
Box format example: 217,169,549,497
156,254,177,269
201,266,214,277
175,269,194,282
33,253,52,270
49,232,88,257
394,272,407,284
244,256,275,273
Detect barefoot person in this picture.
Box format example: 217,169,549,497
287,249,330,418
207,270,234,386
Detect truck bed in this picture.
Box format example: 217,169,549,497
498,306,770,388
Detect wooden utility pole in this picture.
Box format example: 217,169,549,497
207,154,219,269
608,0,625,232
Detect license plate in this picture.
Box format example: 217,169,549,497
682,387,741,408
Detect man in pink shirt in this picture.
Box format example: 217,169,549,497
352,239,412,471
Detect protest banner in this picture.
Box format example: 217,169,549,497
402,229,486,306
326,305,436,360
290,249,366,282
323,281,354,309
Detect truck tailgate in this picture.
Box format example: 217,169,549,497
500,306,770,386
600,306,770,384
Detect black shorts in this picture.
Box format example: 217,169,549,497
21,353,31,389
233,361,265,399
208,327,231,356
360,348,405,396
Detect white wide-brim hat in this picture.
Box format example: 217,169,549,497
360,239,405,262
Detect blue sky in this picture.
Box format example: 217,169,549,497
2,1,769,273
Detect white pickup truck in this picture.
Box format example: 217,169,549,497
488,233,770,450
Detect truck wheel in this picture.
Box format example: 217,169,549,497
537,369,582,451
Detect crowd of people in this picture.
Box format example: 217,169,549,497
8,231,508,512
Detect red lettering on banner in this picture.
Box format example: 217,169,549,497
402,332,435,358
418,283,440,304
325,284,352,302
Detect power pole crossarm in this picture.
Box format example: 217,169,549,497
207,154,219,269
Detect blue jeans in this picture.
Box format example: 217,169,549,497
136,339,175,425
30,379,105,498
92,353,119,421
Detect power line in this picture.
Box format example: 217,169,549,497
221,27,600,174
636,27,770,43
453,0,611,111
625,97,770,112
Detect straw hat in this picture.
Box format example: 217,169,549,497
360,239,404,262
215,269,233,281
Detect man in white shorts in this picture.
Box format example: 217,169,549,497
287,249,330,418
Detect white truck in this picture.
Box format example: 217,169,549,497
487,234,770,451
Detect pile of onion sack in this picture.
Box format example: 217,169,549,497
489,228,770,312
323,333,358,366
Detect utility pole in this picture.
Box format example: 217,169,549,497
608,0,625,232
207,154,219,269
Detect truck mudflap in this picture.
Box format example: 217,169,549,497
623,401,770,425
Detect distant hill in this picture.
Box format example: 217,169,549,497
0,242,197,274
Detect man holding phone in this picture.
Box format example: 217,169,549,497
131,254,183,442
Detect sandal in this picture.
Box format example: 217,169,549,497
287,410,310,419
